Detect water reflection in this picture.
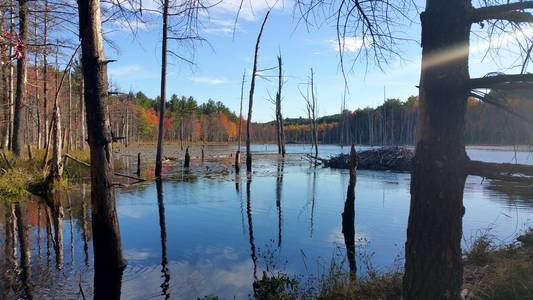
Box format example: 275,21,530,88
0,147,532,298
276,158,284,248
156,179,171,299
3,202,17,299
246,176,258,293
341,147,358,278
15,202,32,299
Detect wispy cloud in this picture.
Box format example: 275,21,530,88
329,37,367,52
203,18,244,35
190,76,229,85
108,64,143,77
210,0,289,22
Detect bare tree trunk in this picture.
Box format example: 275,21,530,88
235,71,245,173
275,55,286,157
77,0,125,297
155,0,169,178
67,70,72,151
403,1,470,298
79,70,85,149
246,11,270,173
43,0,49,150
5,0,15,150
0,9,8,149
12,0,29,156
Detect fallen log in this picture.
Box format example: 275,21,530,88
64,154,147,182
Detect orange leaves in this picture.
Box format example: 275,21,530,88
145,109,159,126
145,108,171,129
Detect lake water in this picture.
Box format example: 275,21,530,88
1,145,533,299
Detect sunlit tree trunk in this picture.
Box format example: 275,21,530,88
403,1,471,298
77,0,126,297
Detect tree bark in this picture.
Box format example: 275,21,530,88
43,0,49,150
403,1,471,298
246,11,270,173
77,0,125,298
12,0,29,156
155,0,169,178
0,9,8,149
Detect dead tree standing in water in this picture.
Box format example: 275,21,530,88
246,10,271,173
301,68,318,157
77,0,125,297
235,71,245,173
342,145,357,279
155,0,169,178
275,54,286,156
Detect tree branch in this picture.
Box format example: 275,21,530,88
469,73,533,89
472,1,533,23
467,159,533,184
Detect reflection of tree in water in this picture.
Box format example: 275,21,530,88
46,191,64,271
246,176,258,295
156,179,171,299
310,169,317,238
341,145,358,279
485,181,533,209
81,185,91,266
15,202,32,299
276,158,284,248
2,202,18,299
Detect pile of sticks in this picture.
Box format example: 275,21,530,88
308,146,414,172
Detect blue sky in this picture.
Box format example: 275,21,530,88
104,0,531,122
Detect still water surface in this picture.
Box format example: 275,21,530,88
1,145,533,299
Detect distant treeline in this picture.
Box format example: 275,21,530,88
252,93,533,146
98,89,533,146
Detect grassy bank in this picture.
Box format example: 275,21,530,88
0,148,97,198
250,229,533,300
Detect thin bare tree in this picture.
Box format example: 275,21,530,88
246,9,271,173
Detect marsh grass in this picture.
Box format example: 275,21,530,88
463,228,533,300
253,230,533,300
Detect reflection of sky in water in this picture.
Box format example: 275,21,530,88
1,146,533,299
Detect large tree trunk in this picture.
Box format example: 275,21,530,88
77,0,125,298
12,0,29,156
403,1,471,298
155,0,169,178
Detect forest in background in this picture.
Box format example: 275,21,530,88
7,64,532,149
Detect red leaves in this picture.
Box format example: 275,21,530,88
0,31,26,63
145,108,171,129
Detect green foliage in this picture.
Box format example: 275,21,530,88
465,235,494,266
0,169,32,198
254,272,299,300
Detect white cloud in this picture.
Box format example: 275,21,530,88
108,64,143,77
330,37,367,52
190,76,229,85
210,0,290,22
203,18,243,35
